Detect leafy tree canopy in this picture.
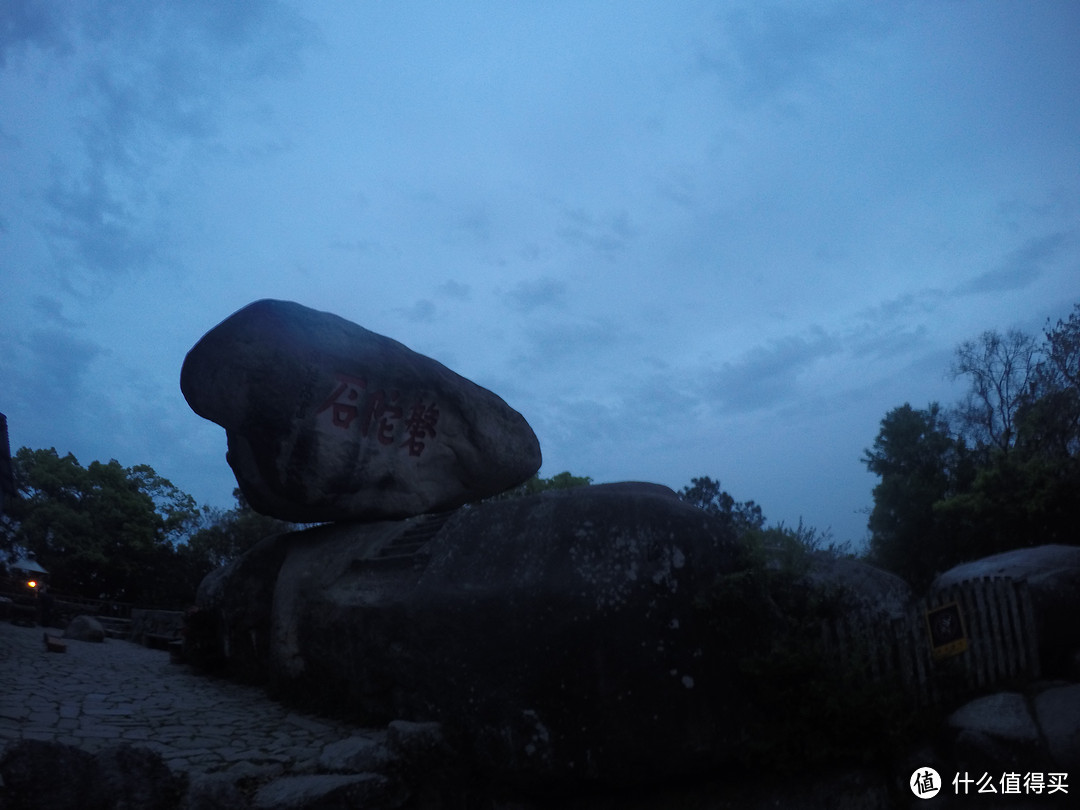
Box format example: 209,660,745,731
678,476,765,537
488,470,593,501
861,403,969,587
677,475,847,569
4,447,201,606
183,488,295,572
865,303,1080,588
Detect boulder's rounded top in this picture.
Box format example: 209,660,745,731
179,298,541,522
804,554,914,620
538,481,680,501
932,545,1080,590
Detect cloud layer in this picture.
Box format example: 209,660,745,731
2,0,1078,546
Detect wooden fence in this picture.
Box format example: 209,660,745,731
820,576,1040,706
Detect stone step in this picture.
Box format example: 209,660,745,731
352,552,431,571
374,511,456,559
375,540,427,558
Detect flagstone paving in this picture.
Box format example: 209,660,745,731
0,621,378,776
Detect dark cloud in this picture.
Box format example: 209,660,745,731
13,1,313,289
514,317,619,372
30,295,79,326
26,327,105,383
0,0,70,66
623,369,707,433
557,208,636,257
525,392,638,477
437,280,471,300
76,1,312,148
448,205,494,246
0,328,107,433
43,163,160,283
860,290,947,322
849,323,929,362
847,291,945,361
397,298,437,324
655,168,698,210
506,277,569,313
697,3,884,105
705,327,842,414
956,231,1074,295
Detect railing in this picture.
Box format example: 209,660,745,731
821,576,1040,706
52,594,134,619
0,577,135,621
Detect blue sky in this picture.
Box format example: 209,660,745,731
2,1,1077,548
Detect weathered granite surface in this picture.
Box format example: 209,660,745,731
803,552,913,620
180,299,541,522
195,481,925,793
198,482,747,789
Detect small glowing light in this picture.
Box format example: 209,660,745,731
27,580,37,589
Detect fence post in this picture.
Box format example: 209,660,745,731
910,597,933,705
819,574,1041,710
997,578,1021,680
1018,579,1040,679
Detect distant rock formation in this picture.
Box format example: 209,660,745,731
803,552,912,620
933,545,1080,676
180,299,541,522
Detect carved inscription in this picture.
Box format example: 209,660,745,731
316,373,439,457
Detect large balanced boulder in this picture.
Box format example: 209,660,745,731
180,299,541,522
197,483,750,790
932,545,1080,676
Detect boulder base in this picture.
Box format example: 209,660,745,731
198,483,749,789
180,299,541,522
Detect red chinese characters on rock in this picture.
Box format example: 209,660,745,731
366,388,403,446
401,401,439,456
316,374,439,457
318,374,367,429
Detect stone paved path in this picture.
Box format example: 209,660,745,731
0,621,377,776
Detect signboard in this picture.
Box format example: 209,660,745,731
925,600,968,660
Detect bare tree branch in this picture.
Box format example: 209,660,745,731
951,329,1040,452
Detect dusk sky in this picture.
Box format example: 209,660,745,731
2,1,1077,549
